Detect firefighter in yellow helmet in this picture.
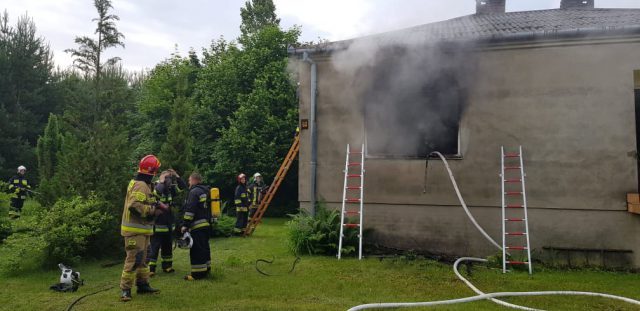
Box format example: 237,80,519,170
119,155,167,302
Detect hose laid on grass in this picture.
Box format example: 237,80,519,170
255,256,301,276
65,285,115,311
453,257,540,311
347,291,640,311
347,153,640,310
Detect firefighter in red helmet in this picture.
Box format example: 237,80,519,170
234,173,250,234
119,155,167,302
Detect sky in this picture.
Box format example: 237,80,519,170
3,0,640,72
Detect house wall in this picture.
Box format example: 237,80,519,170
293,38,640,267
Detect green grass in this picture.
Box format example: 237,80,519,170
1,218,639,310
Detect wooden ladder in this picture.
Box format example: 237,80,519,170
243,131,300,236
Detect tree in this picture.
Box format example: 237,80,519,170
36,114,63,181
240,0,280,42
160,95,194,175
0,11,56,181
132,51,200,165
214,60,298,196
65,0,124,80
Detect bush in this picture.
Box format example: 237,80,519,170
0,181,13,242
286,203,358,256
0,233,47,276
40,195,118,264
211,215,236,237
0,195,117,275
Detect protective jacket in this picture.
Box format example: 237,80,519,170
248,180,267,207
182,184,211,231
234,184,250,212
153,177,186,234
121,174,157,237
8,175,30,200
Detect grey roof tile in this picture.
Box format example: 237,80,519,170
330,8,640,47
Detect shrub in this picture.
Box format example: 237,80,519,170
0,233,47,276
0,195,117,274
40,195,118,264
0,181,13,242
211,215,236,237
286,203,358,256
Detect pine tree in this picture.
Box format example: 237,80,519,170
36,114,63,181
160,95,194,175
65,0,124,80
0,11,56,180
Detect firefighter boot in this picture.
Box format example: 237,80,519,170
120,289,132,302
163,267,175,273
136,283,160,294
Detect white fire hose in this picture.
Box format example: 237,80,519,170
347,152,640,310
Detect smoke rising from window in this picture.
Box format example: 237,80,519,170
331,37,478,158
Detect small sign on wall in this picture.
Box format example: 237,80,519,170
300,119,309,130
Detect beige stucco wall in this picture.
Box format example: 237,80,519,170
293,38,640,267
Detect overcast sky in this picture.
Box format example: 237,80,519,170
3,0,640,71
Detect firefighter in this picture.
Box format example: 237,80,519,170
248,172,268,219
180,172,212,280
120,155,167,302
7,166,30,218
234,173,250,234
148,169,186,276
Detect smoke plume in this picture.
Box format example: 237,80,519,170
331,37,478,158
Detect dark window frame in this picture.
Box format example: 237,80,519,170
364,128,463,160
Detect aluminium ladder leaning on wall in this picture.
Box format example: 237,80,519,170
501,146,533,274
338,144,365,260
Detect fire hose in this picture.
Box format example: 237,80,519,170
348,152,640,310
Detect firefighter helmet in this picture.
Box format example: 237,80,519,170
177,232,193,249
253,172,261,178
17,165,26,172
138,155,161,175
50,263,83,292
238,173,247,183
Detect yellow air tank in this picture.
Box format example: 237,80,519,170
210,187,221,217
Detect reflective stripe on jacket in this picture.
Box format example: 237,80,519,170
8,175,30,200
121,179,156,237
235,184,250,212
182,184,211,231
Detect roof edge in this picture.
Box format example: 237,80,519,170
288,25,640,56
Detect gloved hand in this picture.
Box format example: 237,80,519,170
156,202,169,211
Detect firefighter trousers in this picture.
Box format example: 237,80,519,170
148,233,173,272
189,228,211,279
10,198,24,212
120,235,151,290
235,211,248,230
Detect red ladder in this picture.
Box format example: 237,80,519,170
501,146,532,274
338,144,365,260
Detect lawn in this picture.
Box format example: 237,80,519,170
1,218,639,311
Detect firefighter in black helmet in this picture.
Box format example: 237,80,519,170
234,173,250,234
180,172,211,280
148,169,186,276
